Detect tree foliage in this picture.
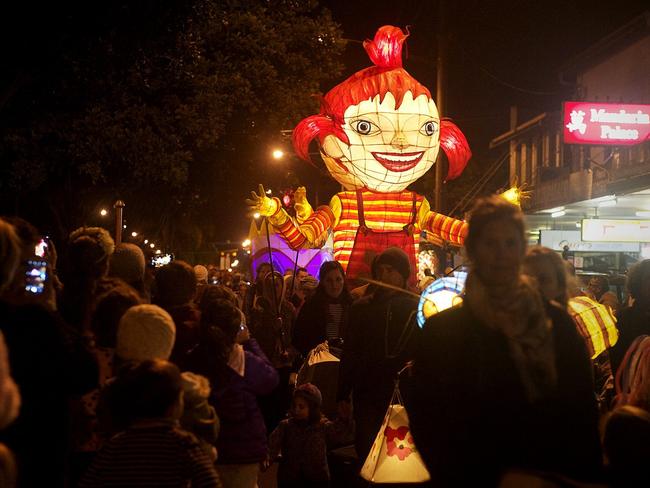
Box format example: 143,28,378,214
0,0,343,254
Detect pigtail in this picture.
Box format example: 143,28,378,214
440,119,472,181
292,115,349,164
363,25,409,69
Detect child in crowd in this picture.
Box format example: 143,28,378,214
269,383,354,488
80,359,221,487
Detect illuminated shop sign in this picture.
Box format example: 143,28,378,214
563,101,650,145
540,230,639,252
582,219,650,243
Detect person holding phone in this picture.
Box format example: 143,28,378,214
0,217,99,488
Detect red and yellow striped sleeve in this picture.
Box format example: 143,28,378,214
419,197,468,246
273,205,336,250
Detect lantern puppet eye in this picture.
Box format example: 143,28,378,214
351,119,380,136
420,120,439,137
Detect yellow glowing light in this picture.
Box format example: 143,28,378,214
242,239,251,248
144,239,149,244
100,209,108,217
422,290,462,320
155,249,161,254
131,231,138,237
501,186,521,206
232,259,239,267
253,212,261,219
272,149,284,160
149,243,155,249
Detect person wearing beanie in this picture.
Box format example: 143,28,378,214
269,383,353,487
337,246,420,463
0,218,99,488
80,360,221,488
104,306,220,464
194,265,209,285
194,265,209,304
153,260,201,370
60,226,115,331
180,372,220,461
109,243,147,298
373,246,411,288
116,304,176,362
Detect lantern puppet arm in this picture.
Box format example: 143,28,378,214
273,195,340,250
418,197,467,246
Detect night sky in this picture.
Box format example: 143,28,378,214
324,0,648,158
0,1,648,247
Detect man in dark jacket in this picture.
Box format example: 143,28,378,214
337,247,420,462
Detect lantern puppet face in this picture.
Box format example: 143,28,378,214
321,91,440,192
293,25,471,191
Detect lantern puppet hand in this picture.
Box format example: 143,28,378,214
246,184,281,218
293,186,314,224
248,25,472,283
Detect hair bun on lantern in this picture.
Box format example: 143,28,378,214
363,25,409,69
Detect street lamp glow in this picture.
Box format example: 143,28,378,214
100,209,108,217
155,249,161,254
272,149,284,160
123,225,127,229
242,239,251,248
131,231,138,237
144,239,149,244
149,243,155,249
231,259,239,267
253,212,260,219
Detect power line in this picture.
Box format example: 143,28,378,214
451,39,560,96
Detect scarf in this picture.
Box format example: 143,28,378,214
464,272,557,403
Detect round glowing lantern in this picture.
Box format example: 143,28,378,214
417,273,467,328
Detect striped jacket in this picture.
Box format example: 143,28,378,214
269,190,467,272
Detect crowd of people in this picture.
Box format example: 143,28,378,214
0,195,650,487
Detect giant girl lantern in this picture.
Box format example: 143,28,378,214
248,26,471,285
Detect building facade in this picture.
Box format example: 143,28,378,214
491,12,650,275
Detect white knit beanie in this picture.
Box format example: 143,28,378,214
116,305,176,361
193,265,208,284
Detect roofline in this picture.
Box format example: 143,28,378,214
489,113,548,149
559,11,650,80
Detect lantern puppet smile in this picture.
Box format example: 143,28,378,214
247,25,472,285
371,152,424,172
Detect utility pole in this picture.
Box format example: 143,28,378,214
113,200,125,245
434,0,446,213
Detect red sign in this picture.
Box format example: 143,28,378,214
563,101,650,145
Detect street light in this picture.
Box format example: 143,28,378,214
155,249,161,254
149,243,155,249
100,209,108,217
131,231,138,237
144,239,149,244
242,239,251,248
272,149,284,160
